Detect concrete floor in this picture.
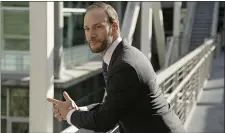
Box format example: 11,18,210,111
186,51,224,133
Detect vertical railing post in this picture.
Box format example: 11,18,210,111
196,67,201,100
208,42,215,78
205,47,210,79
174,95,178,116
191,72,197,108
202,41,208,81
174,71,180,115
161,82,166,94
185,88,188,122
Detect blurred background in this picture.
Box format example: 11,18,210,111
0,1,224,133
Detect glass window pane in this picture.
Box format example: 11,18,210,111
1,2,29,7
3,10,29,36
9,89,29,117
1,119,7,133
63,1,92,8
63,13,86,48
23,55,30,71
3,54,17,71
1,88,7,116
12,122,29,133
2,9,29,51
4,39,29,51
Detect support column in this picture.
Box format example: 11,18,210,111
211,2,220,56
141,2,152,60
29,2,54,133
152,2,166,68
54,2,64,79
121,2,140,45
180,2,197,57
223,8,225,48
172,2,182,63
211,2,219,37
0,2,2,132
65,1,73,48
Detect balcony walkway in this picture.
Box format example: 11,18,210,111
60,41,222,133
186,51,224,132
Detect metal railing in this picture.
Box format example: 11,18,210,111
157,38,215,126
61,36,216,133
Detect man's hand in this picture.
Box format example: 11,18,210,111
47,91,79,121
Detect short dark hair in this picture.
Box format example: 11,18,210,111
86,2,119,25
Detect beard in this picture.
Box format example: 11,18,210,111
88,32,113,53
88,26,113,53
88,39,109,53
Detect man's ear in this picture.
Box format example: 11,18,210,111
112,21,119,31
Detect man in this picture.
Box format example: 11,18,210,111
47,2,186,133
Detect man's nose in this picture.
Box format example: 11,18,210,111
90,30,97,38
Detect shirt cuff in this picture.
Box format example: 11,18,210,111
66,109,76,125
79,106,88,111
66,106,88,125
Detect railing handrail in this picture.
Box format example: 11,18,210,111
156,39,213,85
166,45,215,103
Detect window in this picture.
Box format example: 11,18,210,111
1,119,6,133
12,122,29,133
3,10,29,36
1,2,29,51
3,9,29,51
63,13,86,48
62,1,97,48
9,89,29,117
63,1,94,8
4,39,29,51
1,87,29,133
1,2,29,7
1,88,7,116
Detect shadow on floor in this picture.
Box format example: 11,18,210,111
202,87,224,133
202,51,224,132
187,50,224,133
187,85,224,133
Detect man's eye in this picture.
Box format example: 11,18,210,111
84,28,89,31
97,25,102,28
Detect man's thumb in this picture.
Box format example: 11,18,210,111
63,91,72,101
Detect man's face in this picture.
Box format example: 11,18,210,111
84,8,113,53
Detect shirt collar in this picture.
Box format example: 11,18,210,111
103,37,122,65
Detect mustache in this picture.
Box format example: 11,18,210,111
89,39,101,43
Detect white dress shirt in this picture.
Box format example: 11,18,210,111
66,37,122,125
